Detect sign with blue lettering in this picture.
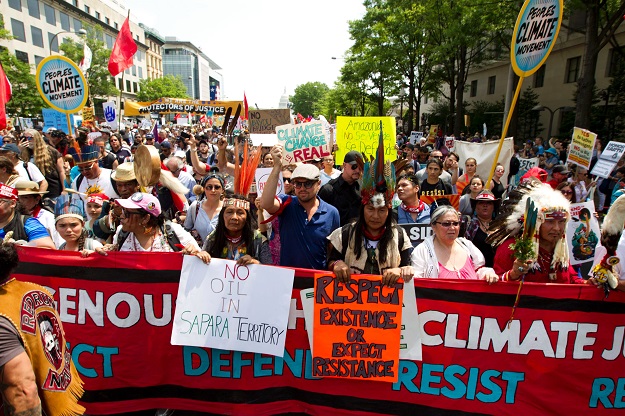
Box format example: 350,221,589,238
36,56,88,113
511,0,563,76
42,108,75,134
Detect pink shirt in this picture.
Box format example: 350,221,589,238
438,256,478,280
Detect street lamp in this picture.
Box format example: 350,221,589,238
532,105,575,139
49,28,87,54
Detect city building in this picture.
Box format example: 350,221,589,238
139,22,163,80
419,15,625,139
1,0,148,104
162,37,223,101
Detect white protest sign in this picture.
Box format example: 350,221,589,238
444,136,455,152
254,167,284,197
177,116,190,126
102,101,118,131
139,118,152,130
591,141,625,179
566,202,600,266
300,284,422,360
409,131,423,145
275,121,331,164
171,257,294,357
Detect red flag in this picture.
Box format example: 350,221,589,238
0,63,12,130
108,16,137,77
243,92,249,120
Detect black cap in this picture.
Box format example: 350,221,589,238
344,151,363,164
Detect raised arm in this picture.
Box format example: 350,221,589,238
259,145,284,215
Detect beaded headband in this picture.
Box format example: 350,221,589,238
223,198,250,211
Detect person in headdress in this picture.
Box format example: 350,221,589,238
69,144,119,209
327,123,414,286
54,194,102,255
589,194,625,293
488,178,586,283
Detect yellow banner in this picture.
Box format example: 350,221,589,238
335,117,396,164
124,98,243,116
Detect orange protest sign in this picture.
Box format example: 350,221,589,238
312,273,403,383
420,194,460,210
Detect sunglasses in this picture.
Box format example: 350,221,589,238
560,190,573,195
121,208,144,217
283,178,292,183
77,163,95,172
293,180,317,189
349,163,360,170
435,221,460,228
205,184,222,191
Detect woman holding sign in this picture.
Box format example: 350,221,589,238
327,137,413,287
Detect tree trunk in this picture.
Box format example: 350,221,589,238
455,46,467,136
407,66,416,132
575,3,599,129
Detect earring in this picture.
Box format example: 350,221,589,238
143,224,153,235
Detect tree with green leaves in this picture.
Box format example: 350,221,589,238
60,23,118,102
136,75,188,101
570,0,625,129
0,14,44,116
290,82,329,117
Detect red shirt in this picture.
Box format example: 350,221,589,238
494,238,584,284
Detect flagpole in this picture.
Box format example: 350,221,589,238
118,72,124,130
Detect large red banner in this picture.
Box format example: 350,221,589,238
13,247,625,415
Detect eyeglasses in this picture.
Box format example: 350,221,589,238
293,180,317,189
121,208,144,217
77,163,95,172
205,184,222,191
560,190,573,195
283,178,292,183
435,221,460,228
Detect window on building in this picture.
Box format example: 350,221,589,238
84,5,89,14
48,32,59,52
105,17,110,25
487,76,496,95
72,0,78,6
133,82,137,93
73,18,82,32
118,78,123,90
424,96,428,104
470,80,478,97
105,34,113,49
114,22,118,29
44,3,56,25
138,67,143,78
566,56,581,83
11,19,26,42
534,65,546,88
8,0,21,11
27,0,40,18
31,26,43,47
34,55,44,66
125,68,129,75
95,11,100,20
15,50,29,63
131,65,136,76
126,80,131,91
60,12,70,31
607,47,625,77
136,35,139,41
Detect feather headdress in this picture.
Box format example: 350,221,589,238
591,194,625,294
361,121,395,207
68,145,99,164
224,140,262,211
487,178,571,272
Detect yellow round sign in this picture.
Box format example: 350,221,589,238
35,55,88,114
510,0,563,77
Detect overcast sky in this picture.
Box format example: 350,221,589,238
125,0,366,108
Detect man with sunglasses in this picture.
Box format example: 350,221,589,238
319,151,364,226
260,144,339,269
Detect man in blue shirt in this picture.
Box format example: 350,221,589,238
0,184,55,248
260,145,339,270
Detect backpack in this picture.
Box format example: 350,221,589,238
116,220,182,251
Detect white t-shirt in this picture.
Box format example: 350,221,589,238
71,168,119,210
15,161,45,183
113,222,199,252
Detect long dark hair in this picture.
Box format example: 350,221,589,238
350,203,396,264
207,194,256,259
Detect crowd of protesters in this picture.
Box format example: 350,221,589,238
0,121,624,291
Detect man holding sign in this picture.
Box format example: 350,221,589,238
259,145,339,269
